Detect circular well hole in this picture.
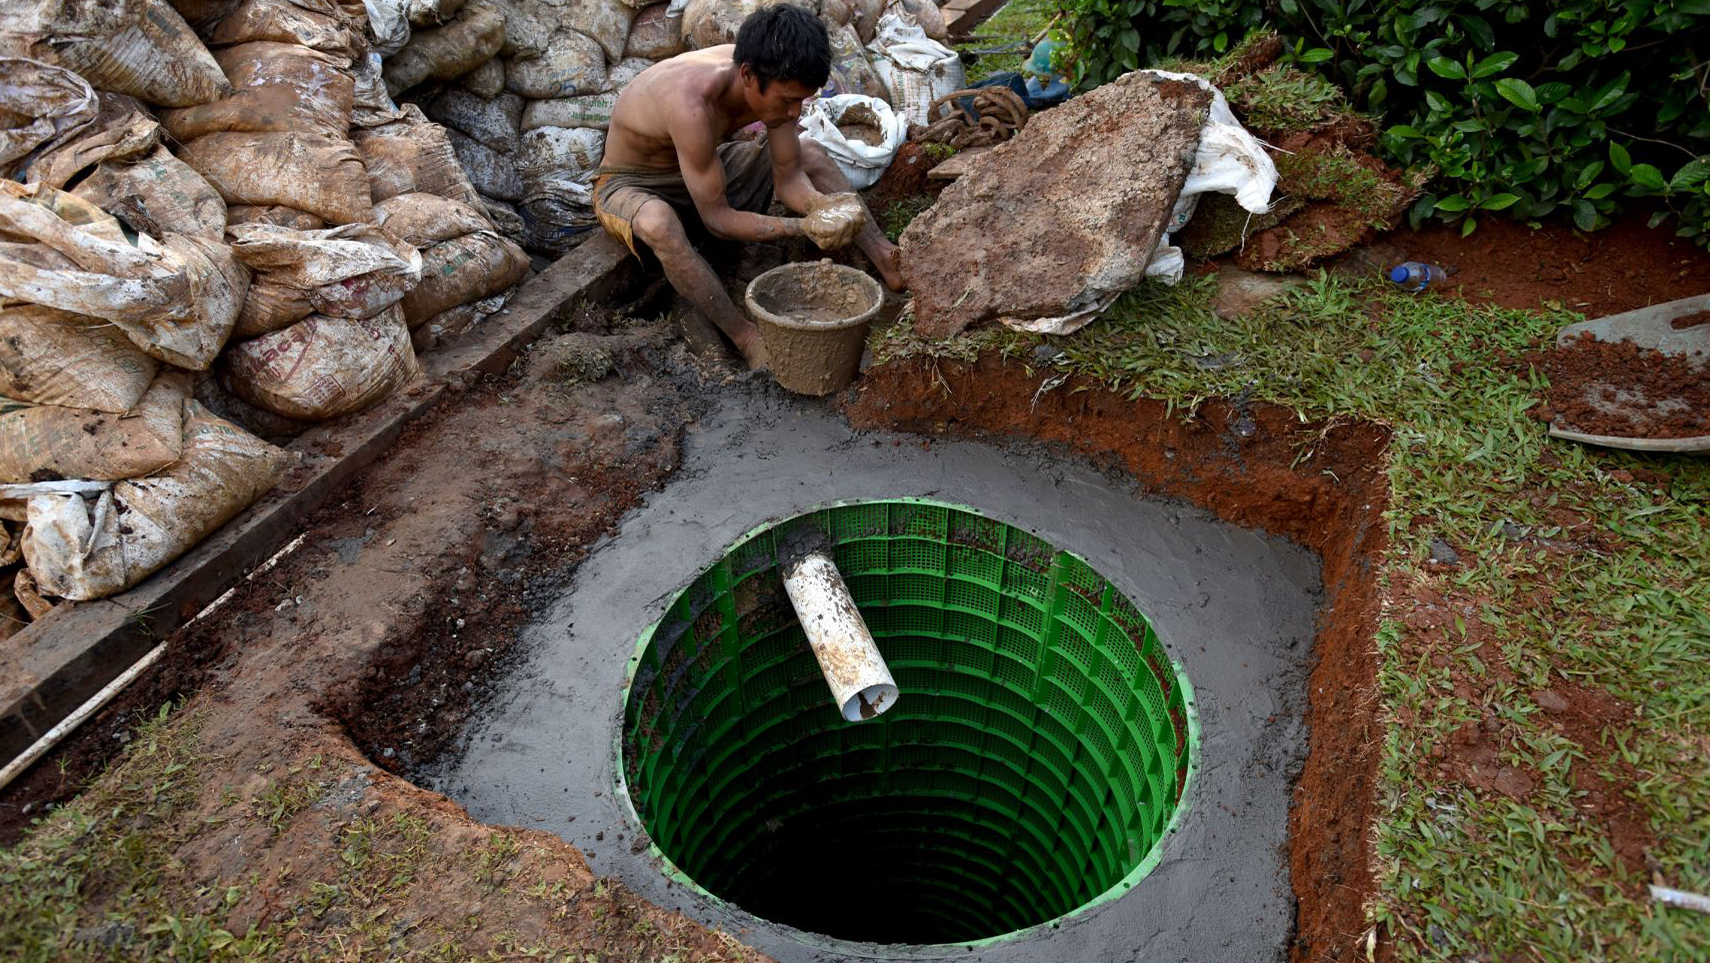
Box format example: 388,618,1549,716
620,500,1196,946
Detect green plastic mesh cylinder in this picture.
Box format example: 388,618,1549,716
620,500,1196,946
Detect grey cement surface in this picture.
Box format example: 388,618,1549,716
426,383,1321,962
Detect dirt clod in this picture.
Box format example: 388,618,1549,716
901,72,1210,335
1528,332,1710,438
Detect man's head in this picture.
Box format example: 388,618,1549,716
734,4,830,128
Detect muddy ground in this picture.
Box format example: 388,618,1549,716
3,209,1707,961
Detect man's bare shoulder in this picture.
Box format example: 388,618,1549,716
605,48,734,166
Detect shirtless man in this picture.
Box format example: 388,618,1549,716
593,4,903,366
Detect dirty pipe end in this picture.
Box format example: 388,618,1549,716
843,682,900,722
782,551,899,724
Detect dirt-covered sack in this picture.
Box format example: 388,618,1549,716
159,42,355,141
460,57,505,97
0,304,157,412
517,126,604,188
881,0,944,42
564,0,637,63
801,94,905,190
0,185,247,369
209,0,363,57
350,52,404,129
169,0,243,30
21,400,288,601
625,3,683,59
683,0,791,48
867,12,964,126
479,193,525,235
608,57,655,90
400,230,528,326
221,304,420,419
0,0,233,108
354,104,485,209
12,566,54,622
72,145,227,240
521,93,618,132
24,92,159,190
227,205,324,229
517,173,597,254
823,21,887,101
521,58,649,130
447,129,525,201
504,28,607,98
373,192,491,248
426,89,523,154
486,0,550,56
383,2,506,96
410,0,468,25
0,58,97,181
193,371,310,440
851,0,881,43
177,130,372,225
0,371,188,483
363,0,412,55
229,222,422,339
515,126,601,251
410,292,503,353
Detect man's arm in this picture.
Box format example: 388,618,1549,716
765,124,822,215
675,102,804,242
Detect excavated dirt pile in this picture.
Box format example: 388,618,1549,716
1529,332,1710,438
900,71,1210,336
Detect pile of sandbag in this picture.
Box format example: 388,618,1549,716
374,0,953,254
0,0,536,617
371,0,660,254
0,176,286,616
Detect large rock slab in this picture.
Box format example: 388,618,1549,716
900,71,1211,336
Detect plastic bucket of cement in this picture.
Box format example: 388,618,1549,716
745,260,882,396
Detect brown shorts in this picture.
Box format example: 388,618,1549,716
593,137,774,258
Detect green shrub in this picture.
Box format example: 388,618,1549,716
1060,0,1710,245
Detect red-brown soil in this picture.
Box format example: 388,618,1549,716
846,358,1391,963
865,140,944,207
1345,209,1710,316
1526,332,1710,438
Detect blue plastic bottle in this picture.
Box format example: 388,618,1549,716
1387,262,1448,292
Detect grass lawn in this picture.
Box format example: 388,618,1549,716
955,0,1058,79
873,272,1710,961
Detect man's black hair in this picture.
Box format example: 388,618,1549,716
734,4,831,92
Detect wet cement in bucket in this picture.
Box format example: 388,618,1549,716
747,262,882,395
427,382,1320,961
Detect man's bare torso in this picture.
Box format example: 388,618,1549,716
601,46,755,171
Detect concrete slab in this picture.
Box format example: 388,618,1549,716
430,381,1321,962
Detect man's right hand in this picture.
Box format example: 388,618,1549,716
802,192,865,250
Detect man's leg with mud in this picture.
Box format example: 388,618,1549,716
630,198,763,365
797,140,904,291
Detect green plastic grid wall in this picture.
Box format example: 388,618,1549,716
620,500,1194,946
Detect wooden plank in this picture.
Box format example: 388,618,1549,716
0,234,636,763
926,146,995,182
946,0,1015,37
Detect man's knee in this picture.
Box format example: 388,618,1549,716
799,139,841,181
631,199,687,254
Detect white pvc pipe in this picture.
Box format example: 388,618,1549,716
1652,885,1710,915
782,551,898,722
0,641,166,792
